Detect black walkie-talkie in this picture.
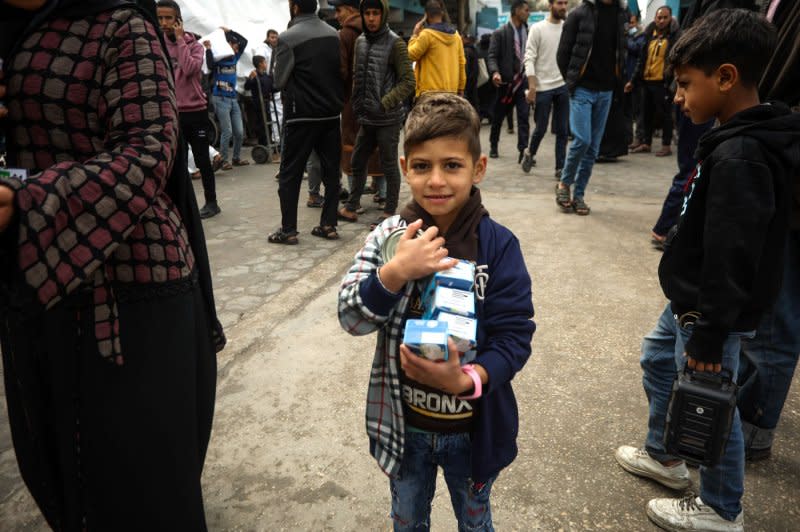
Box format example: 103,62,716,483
664,367,738,467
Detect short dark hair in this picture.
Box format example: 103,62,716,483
511,0,529,16
252,55,266,69
404,93,481,162
292,0,318,14
156,0,182,19
267,29,278,37
425,0,443,16
668,9,776,87
656,5,672,15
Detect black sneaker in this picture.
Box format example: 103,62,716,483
199,202,221,219
489,146,499,158
521,149,536,173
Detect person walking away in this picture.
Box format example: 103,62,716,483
0,0,224,528
205,26,250,172
268,0,344,245
407,0,466,97
338,92,535,530
521,0,569,177
625,6,679,157
337,0,415,230
487,0,530,160
614,11,800,531
624,13,647,149
555,0,627,215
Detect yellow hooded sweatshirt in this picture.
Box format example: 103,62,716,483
407,24,466,97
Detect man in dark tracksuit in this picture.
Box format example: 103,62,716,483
555,0,626,216
268,0,344,245
487,0,530,161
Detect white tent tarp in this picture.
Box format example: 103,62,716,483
176,0,292,91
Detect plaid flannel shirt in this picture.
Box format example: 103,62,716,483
338,216,415,478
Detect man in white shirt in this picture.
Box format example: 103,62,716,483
521,0,569,176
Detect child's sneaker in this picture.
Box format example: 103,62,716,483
647,496,743,531
615,446,691,490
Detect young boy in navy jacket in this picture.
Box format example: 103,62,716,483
338,93,535,530
615,10,800,532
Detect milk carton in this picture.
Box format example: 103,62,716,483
402,319,450,361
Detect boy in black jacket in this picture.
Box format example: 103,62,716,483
244,55,273,147
615,10,800,532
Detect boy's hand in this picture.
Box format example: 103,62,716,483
249,70,257,79
685,355,722,374
399,338,475,395
379,219,458,292
203,40,211,49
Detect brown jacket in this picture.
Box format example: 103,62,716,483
340,13,382,176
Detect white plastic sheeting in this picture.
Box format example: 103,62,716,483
176,0,292,90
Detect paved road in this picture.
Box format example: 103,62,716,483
1,126,798,531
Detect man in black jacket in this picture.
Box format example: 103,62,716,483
268,0,344,245
625,6,679,157
487,0,530,160
555,0,626,215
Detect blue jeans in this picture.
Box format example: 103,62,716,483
560,87,613,200
390,432,496,531
641,304,754,521
737,230,800,447
212,95,244,163
527,85,569,171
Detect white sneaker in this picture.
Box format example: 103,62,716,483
615,445,691,490
647,496,744,531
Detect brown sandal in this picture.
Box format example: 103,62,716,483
337,207,358,222
311,225,339,240
555,184,572,212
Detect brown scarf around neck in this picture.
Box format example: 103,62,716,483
399,186,488,263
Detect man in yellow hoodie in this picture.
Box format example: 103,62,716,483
407,0,466,97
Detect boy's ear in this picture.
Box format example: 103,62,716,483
400,156,408,179
716,63,738,93
472,154,488,185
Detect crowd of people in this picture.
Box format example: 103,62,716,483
0,0,797,530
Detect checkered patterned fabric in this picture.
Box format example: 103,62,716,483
1,9,193,363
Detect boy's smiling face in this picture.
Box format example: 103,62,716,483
401,137,487,234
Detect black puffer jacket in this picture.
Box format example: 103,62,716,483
631,17,680,87
556,0,627,92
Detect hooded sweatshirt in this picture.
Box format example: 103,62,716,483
659,102,800,364
164,32,207,113
408,21,466,96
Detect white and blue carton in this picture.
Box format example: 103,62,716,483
422,285,475,320
403,319,450,361
436,312,477,354
432,260,475,291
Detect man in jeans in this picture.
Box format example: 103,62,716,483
205,26,250,175
337,0,415,229
521,0,569,178
268,0,344,245
555,0,627,215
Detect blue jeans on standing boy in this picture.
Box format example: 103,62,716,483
559,87,613,200
737,230,800,453
213,95,244,163
390,431,497,531
527,85,569,171
640,304,754,521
